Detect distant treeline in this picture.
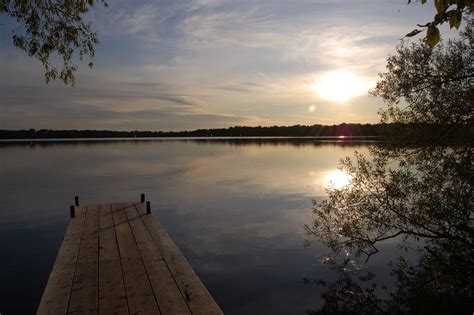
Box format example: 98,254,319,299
0,123,472,140
0,123,381,139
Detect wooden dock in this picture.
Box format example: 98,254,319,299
37,197,222,315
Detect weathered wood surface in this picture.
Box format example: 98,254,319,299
37,202,222,315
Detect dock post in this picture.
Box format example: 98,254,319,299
146,201,151,214
141,193,145,203
70,205,76,218
75,196,79,206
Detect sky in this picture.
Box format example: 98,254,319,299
0,0,441,131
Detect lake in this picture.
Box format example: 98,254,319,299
0,138,402,314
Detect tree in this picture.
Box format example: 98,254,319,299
407,0,474,46
0,0,107,85
307,22,474,313
374,20,473,130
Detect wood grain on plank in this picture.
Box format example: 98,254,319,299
98,204,129,315
125,204,191,315
136,203,223,315
37,206,87,315
112,203,160,314
67,204,99,314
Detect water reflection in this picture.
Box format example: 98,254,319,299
0,136,379,148
0,138,372,314
306,142,474,313
323,170,352,189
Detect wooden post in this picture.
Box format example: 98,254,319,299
141,193,145,203
74,196,79,206
146,201,151,214
70,205,76,218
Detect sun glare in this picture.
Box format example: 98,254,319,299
312,69,371,103
324,170,352,189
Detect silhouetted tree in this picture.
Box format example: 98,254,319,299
373,20,473,129
307,22,474,314
0,123,388,139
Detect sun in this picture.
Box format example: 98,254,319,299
323,170,352,189
312,69,371,103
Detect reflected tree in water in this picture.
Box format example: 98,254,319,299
307,145,473,314
306,20,473,314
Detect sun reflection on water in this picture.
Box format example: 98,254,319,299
323,170,352,189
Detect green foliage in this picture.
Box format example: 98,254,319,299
425,25,441,47
371,22,473,127
407,0,473,47
0,0,108,85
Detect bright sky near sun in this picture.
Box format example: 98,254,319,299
0,0,439,131
312,70,375,103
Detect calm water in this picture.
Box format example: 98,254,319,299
0,139,400,314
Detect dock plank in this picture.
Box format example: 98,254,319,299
125,205,191,315
68,205,100,314
136,203,223,315
38,201,221,315
98,204,129,315
37,206,87,315
112,203,160,314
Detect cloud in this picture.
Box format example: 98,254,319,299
216,81,266,93
0,0,437,130
92,1,182,41
0,83,263,130
181,7,280,48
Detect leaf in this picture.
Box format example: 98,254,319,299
406,29,422,37
425,26,440,47
433,12,445,23
434,0,449,12
454,0,465,9
449,10,462,29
